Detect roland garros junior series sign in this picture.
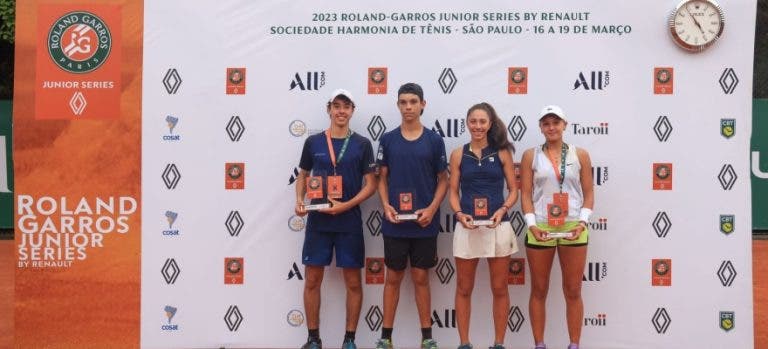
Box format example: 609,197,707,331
35,5,121,120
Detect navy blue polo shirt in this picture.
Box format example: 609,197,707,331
299,131,376,234
376,126,447,238
459,144,508,220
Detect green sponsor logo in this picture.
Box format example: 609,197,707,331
47,11,112,74
719,215,734,235
720,118,735,139
719,311,734,332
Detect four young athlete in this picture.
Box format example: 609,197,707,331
295,84,594,349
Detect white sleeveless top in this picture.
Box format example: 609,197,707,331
531,144,583,222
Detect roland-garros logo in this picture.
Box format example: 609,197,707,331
47,11,112,74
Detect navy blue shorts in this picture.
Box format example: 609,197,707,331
302,230,364,268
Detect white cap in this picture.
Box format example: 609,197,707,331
539,105,567,122
328,88,355,106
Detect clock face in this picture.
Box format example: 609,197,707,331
669,0,725,52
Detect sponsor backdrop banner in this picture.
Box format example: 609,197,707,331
1,100,12,228
141,1,754,348
753,99,768,230
13,0,143,347
14,0,755,348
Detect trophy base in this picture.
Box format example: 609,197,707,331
471,220,494,226
545,231,572,239
304,203,331,211
396,213,418,221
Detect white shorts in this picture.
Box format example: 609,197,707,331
453,221,519,259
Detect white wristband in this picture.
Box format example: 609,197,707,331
579,208,593,223
524,213,537,227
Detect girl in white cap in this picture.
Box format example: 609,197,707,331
520,105,594,349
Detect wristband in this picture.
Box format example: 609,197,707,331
579,208,593,223
500,205,510,211
524,213,537,227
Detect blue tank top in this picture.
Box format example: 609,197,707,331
459,144,507,220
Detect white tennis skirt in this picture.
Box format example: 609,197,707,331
453,221,519,259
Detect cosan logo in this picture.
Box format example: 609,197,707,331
572,122,608,135
573,71,609,90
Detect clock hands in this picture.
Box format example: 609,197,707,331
686,4,706,35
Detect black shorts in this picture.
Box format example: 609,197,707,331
383,236,438,271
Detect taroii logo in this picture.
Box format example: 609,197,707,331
572,122,608,135
720,119,735,139
163,115,180,141
162,305,179,331
432,119,465,138
290,72,325,91
287,262,303,281
431,309,456,328
719,215,734,235
583,262,607,282
584,313,606,327
592,166,608,186
163,211,179,236
573,71,609,90
47,11,112,73
588,217,607,232
438,214,457,234
720,311,735,332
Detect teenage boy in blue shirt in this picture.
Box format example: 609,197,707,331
295,89,378,349
374,83,449,349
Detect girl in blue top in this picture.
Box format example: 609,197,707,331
448,102,519,349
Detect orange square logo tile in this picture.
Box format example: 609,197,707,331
225,162,245,190
508,67,528,94
225,257,244,284
652,163,673,190
654,67,673,95
368,67,387,94
651,259,671,286
226,67,246,95
508,258,525,285
365,257,385,284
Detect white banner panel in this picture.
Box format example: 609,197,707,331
141,1,756,348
